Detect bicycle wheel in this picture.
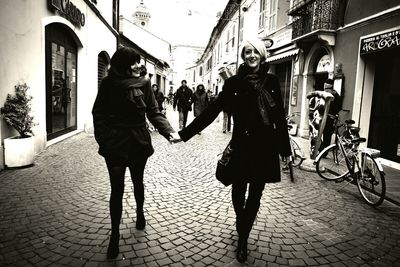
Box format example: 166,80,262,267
290,138,304,167
316,144,349,180
356,153,386,206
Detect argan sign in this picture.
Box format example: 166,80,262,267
48,0,85,27
360,28,400,55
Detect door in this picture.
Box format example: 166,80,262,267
368,48,400,163
45,24,78,140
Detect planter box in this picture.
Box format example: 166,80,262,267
4,135,35,168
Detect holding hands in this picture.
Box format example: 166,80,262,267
169,132,182,144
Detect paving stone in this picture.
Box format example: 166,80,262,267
0,109,399,266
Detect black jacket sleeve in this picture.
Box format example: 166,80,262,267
178,91,224,142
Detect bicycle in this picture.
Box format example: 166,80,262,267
314,115,386,206
286,112,305,167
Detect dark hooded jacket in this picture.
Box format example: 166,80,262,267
193,86,209,117
179,63,291,183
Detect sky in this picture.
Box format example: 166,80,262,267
120,0,230,47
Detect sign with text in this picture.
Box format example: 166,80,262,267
360,28,400,55
48,0,85,27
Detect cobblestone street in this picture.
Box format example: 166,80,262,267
1,107,400,267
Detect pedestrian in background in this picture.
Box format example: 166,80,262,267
193,84,209,118
222,111,232,133
92,47,181,259
173,80,193,129
152,84,165,114
178,38,291,263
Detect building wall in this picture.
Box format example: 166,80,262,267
0,0,117,168
171,45,204,91
119,16,171,64
336,10,400,139
344,0,400,24
335,10,400,117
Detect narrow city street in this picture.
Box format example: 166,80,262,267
1,106,400,267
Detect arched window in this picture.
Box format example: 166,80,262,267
98,52,110,89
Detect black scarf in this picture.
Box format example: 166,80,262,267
238,63,276,125
108,71,147,103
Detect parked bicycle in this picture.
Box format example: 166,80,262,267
286,112,305,167
314,114,386,206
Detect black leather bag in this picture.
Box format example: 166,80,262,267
216,141,236,186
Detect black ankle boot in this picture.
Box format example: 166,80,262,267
136,212,146,230
236,238,248,263
107,233,119,259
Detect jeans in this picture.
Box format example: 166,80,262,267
179,110,189,129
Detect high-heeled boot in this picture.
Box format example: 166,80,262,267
106,233,120,259
136,211,146,230
236,237,248,263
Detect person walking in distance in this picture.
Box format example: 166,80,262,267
173,80,193,129
222,111,232,133
192,84,209,135
193,84,209,118
152,84,165,114
178,38,291,263
92,47,181,259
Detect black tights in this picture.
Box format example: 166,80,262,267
232,181,265,240
106,157,147,234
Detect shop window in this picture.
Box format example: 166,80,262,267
45,24,78,140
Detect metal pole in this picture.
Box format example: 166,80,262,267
236,1,241,73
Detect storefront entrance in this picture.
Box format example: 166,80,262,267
45,24,78,140
368,48,400,163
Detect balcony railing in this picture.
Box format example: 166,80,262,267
290,0,340,40
288,0,314,16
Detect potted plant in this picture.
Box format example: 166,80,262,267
1,83,36,167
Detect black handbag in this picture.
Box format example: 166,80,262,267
215,141,236,186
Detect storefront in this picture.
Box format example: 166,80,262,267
266,48,299,115
293,42,335,137
354,26,400,165
0,0,118,169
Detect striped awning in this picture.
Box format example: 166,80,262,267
266,48,299,63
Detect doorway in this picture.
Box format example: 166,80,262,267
368,48,400,163
45,24,78,140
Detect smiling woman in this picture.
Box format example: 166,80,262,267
177,37,291,263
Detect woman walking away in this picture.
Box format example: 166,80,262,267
178,38,291,263
92,47,180,259
193,84,209,118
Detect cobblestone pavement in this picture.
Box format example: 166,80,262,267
1,107,400,267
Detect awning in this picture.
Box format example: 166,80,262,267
266,48,299,63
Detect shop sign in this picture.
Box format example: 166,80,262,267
360,28,400,55
48,0,85,27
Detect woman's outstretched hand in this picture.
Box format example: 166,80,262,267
169,132,182,144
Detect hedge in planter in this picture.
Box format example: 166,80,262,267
1,83,36,167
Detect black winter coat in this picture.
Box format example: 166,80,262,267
193,89,209,117
179,64,291,183
173,86,193,112
92,74,174,163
